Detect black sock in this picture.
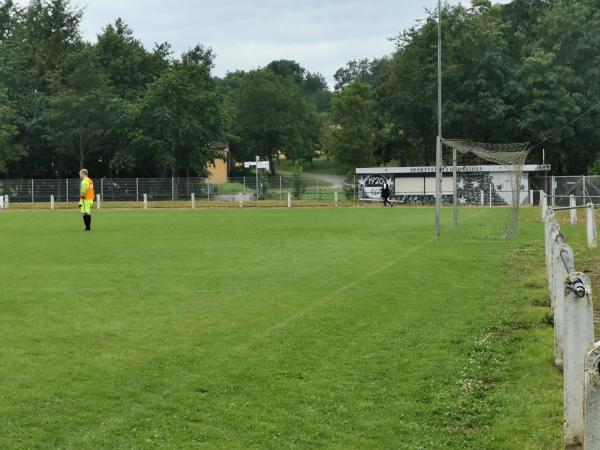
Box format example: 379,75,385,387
84,215,91,230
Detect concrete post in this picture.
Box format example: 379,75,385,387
552,242,574,368
239,193,243,208
570,195,577,224
587,203,597,249
288,192,292,208
585,341,600,448
541,191,547,220
50,195,55,210
530,189,534,206
489,186,492,207
334,191,338,207
143,194,148,209
563,273,595,446
551,175,556,208
96,194,101,209
191,193,195,209
4,195,8,209
0,195,4,209
480,190,484,206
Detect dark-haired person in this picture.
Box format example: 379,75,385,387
381,182,393,207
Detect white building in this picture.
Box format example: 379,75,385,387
356,164,550,205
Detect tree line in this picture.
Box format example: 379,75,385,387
1,0,600,179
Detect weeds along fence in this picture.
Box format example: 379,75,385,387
542,191,600,447
0,176,358,208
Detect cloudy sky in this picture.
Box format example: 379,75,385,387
23,0,511,86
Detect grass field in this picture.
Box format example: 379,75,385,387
0,207,566,448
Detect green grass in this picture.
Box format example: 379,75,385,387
0,207,563,448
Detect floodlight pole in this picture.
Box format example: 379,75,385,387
435,0,442,236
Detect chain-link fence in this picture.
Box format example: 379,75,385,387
0,176,359,207
531,175,600,207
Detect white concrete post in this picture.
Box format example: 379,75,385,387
570,195,577,224
287,192,292,208
334,191,338,207
239,193,243,208
563,273,595,447
530,189,534,206
489,187,492,207
143,194,148,209
587,203,597,249
552,242,573,368
0,195,4,209
191,193,196,209
96,194,101,209
541,191,548,220
4,195,8,209
480,190,484,206
585,341,600,448
50,195,55,210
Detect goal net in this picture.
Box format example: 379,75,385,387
442,139,530,238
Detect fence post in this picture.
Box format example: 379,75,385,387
136,178,139,203
552,242,573,368
243,176,246,194
191,193,195,209
0,195,4,209
530,189,534,206
279,176,282,201
317,178,320,202
585,341,600,447
541,191,547,220
563,272,595,447
207,183,211,201
288,192,291,208
31,179,34,203
353,174,357,203
171,177,175,202
143,193,148,209
335,191,338,207
3,195,7,209
570,195,577,224
480,190,484,206
489,185,492,207
239,193,243,208
96,194,101,209
551,175,556,208
101,178,104,202
587,203,597,249
50,195,55,210
66,179,69,203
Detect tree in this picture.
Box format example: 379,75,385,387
136,46,227,177
329,81,376,170
40,46,118,171
333,58,390,92
95,18,168,100
0,88,24,173
233,69,320,173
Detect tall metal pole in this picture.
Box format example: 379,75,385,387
453,150,457,227
435,0,442,236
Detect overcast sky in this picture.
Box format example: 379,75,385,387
22,0,511,87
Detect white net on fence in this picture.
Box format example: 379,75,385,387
442,139,530,237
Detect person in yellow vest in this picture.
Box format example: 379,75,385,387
78,169,94,231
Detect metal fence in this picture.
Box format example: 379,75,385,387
0,176,356,205
531,175,600,207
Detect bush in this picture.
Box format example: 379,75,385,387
292,161,306,199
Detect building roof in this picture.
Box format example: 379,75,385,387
356,164,550,175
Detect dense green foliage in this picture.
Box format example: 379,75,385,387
0,207,568,448
2,0,600,177
330,0,600,173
